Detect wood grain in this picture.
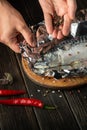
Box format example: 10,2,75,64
0,0,87,130
0,44,39,130
16,55,80,130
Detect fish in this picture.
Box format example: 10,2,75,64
31,34,87,79
20,9,87,80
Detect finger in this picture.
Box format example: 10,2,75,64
67,0,77,20
56,25,64,39
57,30,64,39
17,24,36,47
6,38,20,53
44,13,53,34
62,14,71,36
52,27,58,38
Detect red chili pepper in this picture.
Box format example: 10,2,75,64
0,90,26,96
0,98,56,109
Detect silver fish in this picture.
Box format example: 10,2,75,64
32,34,87,78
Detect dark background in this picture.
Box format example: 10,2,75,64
8,0,87,25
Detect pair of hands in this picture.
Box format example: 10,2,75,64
0,0,77,53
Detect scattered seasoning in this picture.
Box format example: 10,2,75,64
37,89,41,93
58,90,60,93
59,95,62,98
77,89,80,93
69,91,73,95
43,90,51,97
52,90,55,94
0,98,56,109
0,90,26,96
30,94,33,97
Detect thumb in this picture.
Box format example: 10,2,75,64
17,24,36,47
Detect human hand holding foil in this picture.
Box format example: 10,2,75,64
39,0,77,39
0,0,36,53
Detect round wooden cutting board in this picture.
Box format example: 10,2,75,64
22,58,87,89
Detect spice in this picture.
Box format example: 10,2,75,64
52,90,55,94
77,89,80,93
30,94,33,97
69,91,73,95
0,98,56,109
43,89,51,97
59,95,62,98
37,89,41,93
58,90,60,93
0,90,26,96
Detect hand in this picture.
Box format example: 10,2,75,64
0,0,35,53
39,0,77,39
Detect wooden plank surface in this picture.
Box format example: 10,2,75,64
0,0,87,130
16,50,87,130
0,44,39,130
64,86,87,130
16,55,80,130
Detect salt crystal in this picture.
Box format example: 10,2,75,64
59,95,62,98
37,89,41,92
52,90,55,94
58,90,60,92
43,90,51,96
77,89,80,93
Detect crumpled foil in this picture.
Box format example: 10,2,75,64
19,9,87,79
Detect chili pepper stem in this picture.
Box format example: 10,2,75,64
43,105,57,110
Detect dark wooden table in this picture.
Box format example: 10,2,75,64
0,0,87,130
0,39,87,130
